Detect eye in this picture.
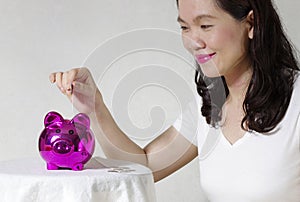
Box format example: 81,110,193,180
69,130,74,135
55,129,61,133
180,26,188,30
178,23,189,31
180,26,190,32
201,25,213,30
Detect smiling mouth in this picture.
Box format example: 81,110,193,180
195,53,216,64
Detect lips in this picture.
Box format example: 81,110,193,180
195,53,216,64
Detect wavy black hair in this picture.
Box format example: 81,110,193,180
177,0,299,133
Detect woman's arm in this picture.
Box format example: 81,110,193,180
50,67,198,182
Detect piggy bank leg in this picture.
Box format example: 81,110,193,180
47,163,59,170
72,163,84,171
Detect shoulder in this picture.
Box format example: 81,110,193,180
291,72,300,105
280,72,300,124
293,72,300,89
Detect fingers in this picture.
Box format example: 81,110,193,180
62,72,72,96
49,73,55,83
49,68,80,96
55,72,64,93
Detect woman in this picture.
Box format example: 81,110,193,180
50,0,300,201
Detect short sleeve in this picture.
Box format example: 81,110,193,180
173,95,203,146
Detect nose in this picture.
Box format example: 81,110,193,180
53,140,72,154
183,29,205,52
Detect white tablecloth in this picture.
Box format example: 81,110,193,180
0,157,156,202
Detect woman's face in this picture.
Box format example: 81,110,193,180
177,0,252,78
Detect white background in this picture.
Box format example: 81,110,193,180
0,0,299,201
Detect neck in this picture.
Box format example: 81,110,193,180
224,65,252,105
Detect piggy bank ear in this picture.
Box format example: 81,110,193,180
44,111,64,127
71,113,90,128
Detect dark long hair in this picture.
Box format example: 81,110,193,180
177,0,299,133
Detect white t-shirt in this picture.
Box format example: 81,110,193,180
173,76,300,202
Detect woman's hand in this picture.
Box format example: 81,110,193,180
49,67,102,114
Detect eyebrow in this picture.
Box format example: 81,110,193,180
177,14,216,23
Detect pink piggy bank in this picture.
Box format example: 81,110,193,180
39,111,95,171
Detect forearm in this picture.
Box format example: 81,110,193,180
90,90,148,166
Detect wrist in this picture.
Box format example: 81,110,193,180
92,90,107,122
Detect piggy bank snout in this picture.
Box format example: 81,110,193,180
53,140,73,154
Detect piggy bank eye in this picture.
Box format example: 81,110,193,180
69,130,74,135
56,129,61,133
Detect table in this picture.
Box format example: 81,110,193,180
0,157,156,202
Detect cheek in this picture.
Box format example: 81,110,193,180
182,34,193,54
209,28,236,49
